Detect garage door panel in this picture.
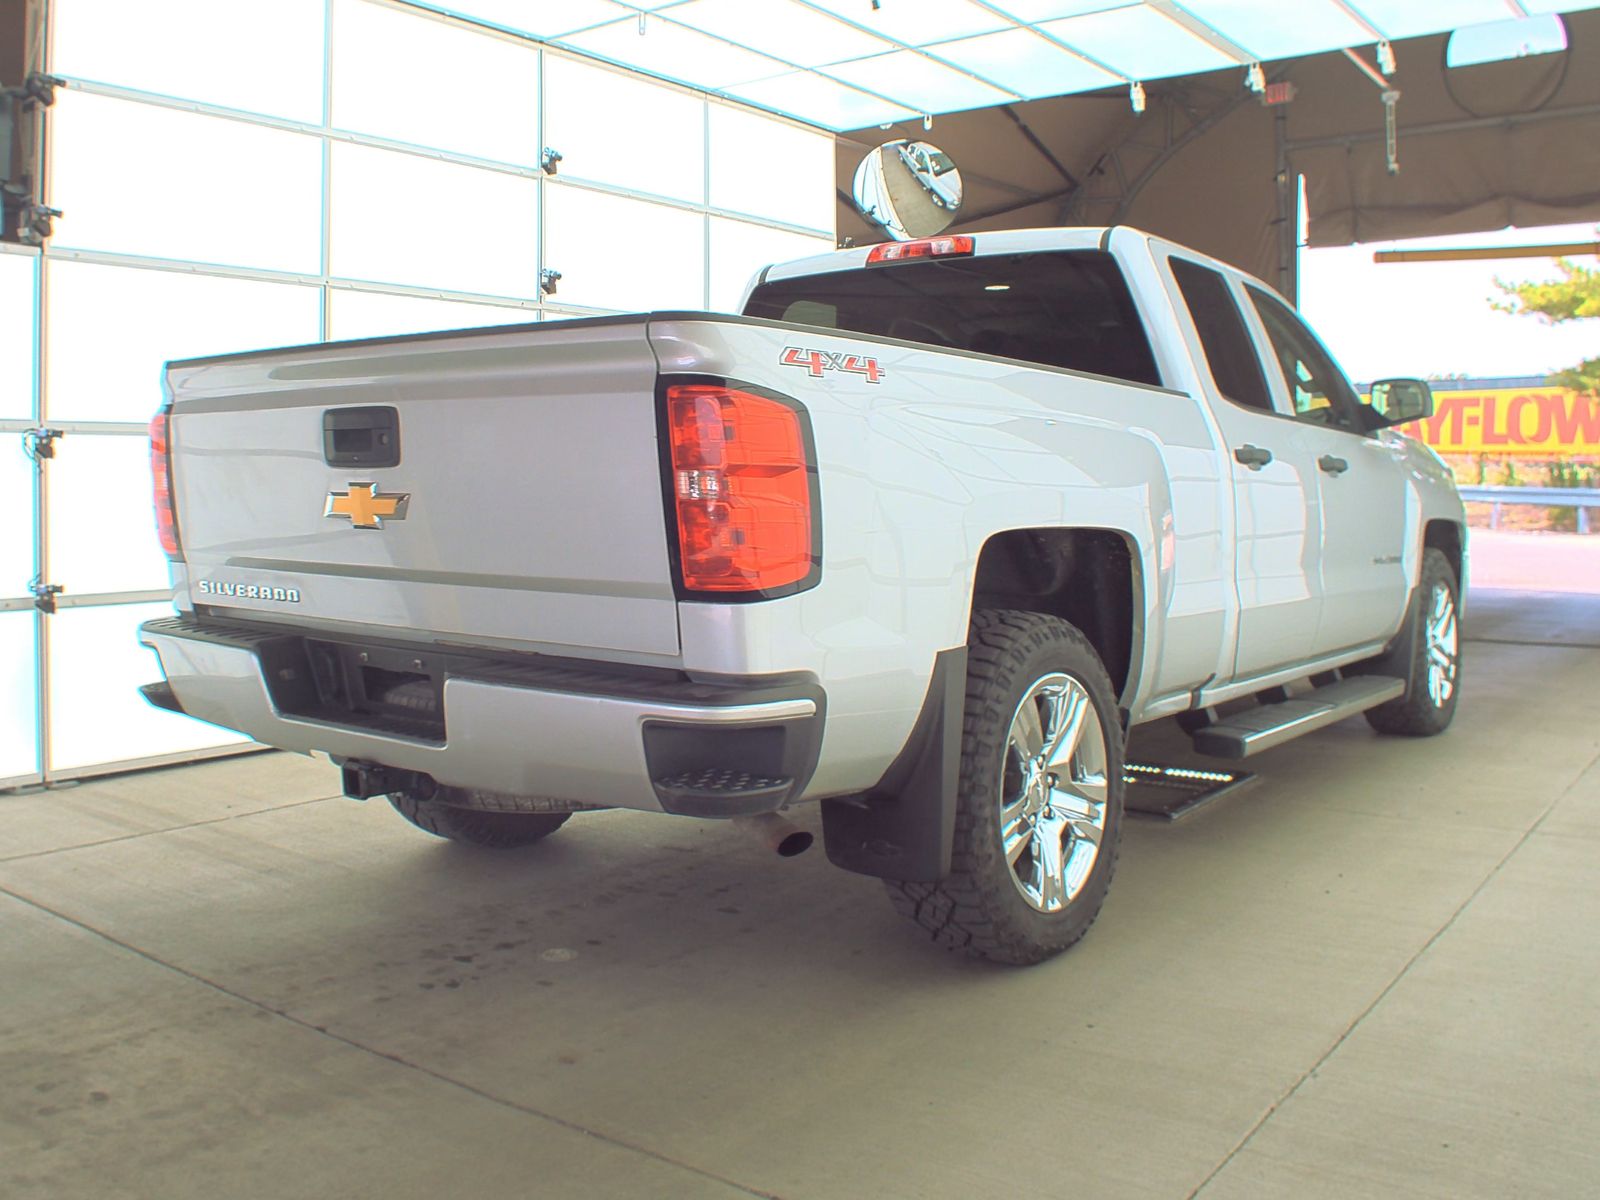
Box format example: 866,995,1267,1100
45,435,170,597
1,251,36,421
46,602,245,775
0,612,40,785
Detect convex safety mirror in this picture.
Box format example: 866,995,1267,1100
1367,378,1434,427
852,139,964,241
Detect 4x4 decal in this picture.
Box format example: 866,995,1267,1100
780,346,885,384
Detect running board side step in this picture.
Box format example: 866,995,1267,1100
1190,676,1406,759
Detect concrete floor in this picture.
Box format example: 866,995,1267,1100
3,532,1598,1199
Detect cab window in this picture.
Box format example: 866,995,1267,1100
1169,258,1271,412
744,249,1162,388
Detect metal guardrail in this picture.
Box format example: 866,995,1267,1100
1457,485,1600,534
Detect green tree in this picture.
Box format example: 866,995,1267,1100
1494,257,1600,397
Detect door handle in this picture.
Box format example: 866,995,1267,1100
1318,454,1349,476
1234,444,1273,470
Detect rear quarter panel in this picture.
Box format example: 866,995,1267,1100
652,317,1202,799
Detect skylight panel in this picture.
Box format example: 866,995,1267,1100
823,48,1019,111
560,15,789,88
1173,0,1377,61
798,0,1010,46
725,69,918,129
930,27,1120,97
666,0,888,68
1039,5,1239,77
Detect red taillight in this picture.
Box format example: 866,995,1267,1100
149,410,181,559
865,235,974,265
665,383,817,595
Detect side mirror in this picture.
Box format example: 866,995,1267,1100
1367,378,1433,427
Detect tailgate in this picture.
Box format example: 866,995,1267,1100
165,317,679,659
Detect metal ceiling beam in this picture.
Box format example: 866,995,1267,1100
1327,1,1389,42
1341,45,1391,89
1000,104,1081,190
1142,0,1259,64
968,0,1133,83
1375,242,1599,263
1049,81,1258,228
786,0,1028,108
1286,99,1600,150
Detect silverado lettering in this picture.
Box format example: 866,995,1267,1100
196,581,302,603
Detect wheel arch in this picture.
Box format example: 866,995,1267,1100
1423,519,1464,586
968,526,1143,705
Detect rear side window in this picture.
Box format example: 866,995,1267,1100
744,249,1162,388
1169,258,1271,411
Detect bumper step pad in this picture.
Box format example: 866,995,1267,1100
653,768,794,817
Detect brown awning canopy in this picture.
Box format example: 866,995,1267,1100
839,9,1600,300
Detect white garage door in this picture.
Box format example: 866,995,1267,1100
2,0,835,787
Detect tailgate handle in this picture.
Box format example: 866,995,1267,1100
323,406,401,468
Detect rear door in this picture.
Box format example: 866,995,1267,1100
166,319,681,660
1164,254,1325,682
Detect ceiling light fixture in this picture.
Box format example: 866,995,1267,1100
1377,40,1397,74
1129,81,1146,114
1246,63,1266,92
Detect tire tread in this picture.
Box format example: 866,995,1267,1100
884,610,1124,965
389,790,571,848
1365,548,1461,738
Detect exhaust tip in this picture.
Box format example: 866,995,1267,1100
731,812,814,858
775,829,814,858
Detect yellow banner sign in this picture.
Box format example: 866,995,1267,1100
1396,387,1600,457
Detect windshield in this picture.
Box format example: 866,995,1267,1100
745,249,1161,387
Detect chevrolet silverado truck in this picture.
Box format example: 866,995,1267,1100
139,227,1465,964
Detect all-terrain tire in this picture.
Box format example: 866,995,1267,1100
885,610,1125,965
1365,547,1462,737
389,790,571,848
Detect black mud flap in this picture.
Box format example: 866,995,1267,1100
820,646,965,883
1347,567,1423,696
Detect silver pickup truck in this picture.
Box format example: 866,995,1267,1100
140,226,1465,964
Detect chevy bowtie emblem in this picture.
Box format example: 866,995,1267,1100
324,483,410,529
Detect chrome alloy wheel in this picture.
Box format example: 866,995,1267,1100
999,673,1109,913
1424,582,1459,708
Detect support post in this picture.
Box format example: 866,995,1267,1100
1274,106,1297,303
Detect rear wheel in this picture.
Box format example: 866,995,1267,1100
389,790,571,848
1365,548,1461,737
886,610,1124,965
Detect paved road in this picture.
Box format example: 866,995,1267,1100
3,533,1596,1198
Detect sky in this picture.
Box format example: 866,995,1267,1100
1298,221,1600,384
